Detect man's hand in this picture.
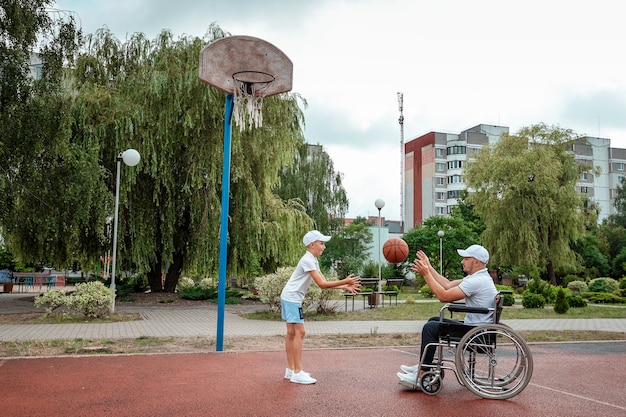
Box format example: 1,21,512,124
411,250,431,276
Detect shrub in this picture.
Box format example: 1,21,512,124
35,282,114,318
254,267,338,314
495,285,515,306
553,287,569,314
619,277,626,290
567,280,588,294
70,282,115,318
561,274,582,287
521,291,545,309
526,277,556,303
567,295,587,308
34,289,66,315
420,285,434,299
587,277,619,293
581,292,626,304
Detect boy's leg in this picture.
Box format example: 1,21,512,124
286,322,306,373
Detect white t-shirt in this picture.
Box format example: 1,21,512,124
280,251,319,303
458,268,498,325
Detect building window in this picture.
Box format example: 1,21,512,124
436,177,445,186
447,175,463,184
580,186,589,193
447,145,466,155
436,148,446,157
436,163,445,172
580,172,588,181
447,190,462,199
447,160,464,169
436,207,445,215
436,192,445,201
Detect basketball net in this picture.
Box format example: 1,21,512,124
233,85,265,131
232,72,274,131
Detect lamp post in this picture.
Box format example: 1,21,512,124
375,198,385,302
110,149,141,314
437,230,444,274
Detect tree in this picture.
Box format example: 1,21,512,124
571,233,609,279
0,1,106,269
609,178,626,228
319,218,372,277
595,219,626,278
463,123,589,285
402,215,480,280
71,27,313,292
275,142,349,233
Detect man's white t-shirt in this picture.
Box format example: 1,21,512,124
280,251,318,303
458,268,498,325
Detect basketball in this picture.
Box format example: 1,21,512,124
382,238,409,263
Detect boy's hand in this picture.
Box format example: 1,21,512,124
344,274,361,294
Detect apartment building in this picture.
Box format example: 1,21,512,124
404,124,626,229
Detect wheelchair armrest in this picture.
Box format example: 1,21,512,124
447,303,490,314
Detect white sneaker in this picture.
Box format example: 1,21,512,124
290,370,317,384
285,368,311,379
400,364,419,374
397,371,418,389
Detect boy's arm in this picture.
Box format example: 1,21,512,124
310,271,360,294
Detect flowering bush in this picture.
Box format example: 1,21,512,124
177,276,196,290
567,280,588,294
70,282,114,318
34,281,114,318
254,267,338,314
176,276,218,300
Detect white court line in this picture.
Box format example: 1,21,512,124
528,383,626,412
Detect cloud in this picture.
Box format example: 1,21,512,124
53,0,626,220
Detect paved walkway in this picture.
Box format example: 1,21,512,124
1,293,625,342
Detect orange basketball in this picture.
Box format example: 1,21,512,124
382,238,409,263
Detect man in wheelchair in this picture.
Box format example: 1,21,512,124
397,244,497,387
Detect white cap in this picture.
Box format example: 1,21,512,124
457,244,489,264
303,230,331,246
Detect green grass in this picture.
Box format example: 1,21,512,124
243,300,626,321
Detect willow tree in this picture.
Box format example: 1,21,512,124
464,123,589,284
71,26,312,292
276,142,349,233
0,1,109,268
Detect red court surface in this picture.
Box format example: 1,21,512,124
2,342,625,417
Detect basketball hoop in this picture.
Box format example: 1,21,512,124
198,35,293,131
232,71,275,130
198,35,293,352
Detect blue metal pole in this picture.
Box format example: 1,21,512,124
216,94,234,351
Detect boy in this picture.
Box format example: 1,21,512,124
281,230,361,384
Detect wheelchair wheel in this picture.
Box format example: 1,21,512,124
454,323,533,400
419,371,442,395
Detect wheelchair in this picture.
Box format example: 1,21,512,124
401,291,533,400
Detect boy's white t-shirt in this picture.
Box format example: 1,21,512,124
280,251,318,303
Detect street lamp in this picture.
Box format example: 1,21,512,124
110,148,141,314
375,198,385,302
437,230,444,274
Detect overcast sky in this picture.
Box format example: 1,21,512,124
53,0,626,221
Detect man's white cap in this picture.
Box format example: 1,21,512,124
457,244,489,264
303,230,331,246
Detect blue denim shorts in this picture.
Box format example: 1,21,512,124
281,299,304,324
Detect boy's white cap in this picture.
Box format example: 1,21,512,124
457,244,489,264
303,230,331,246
